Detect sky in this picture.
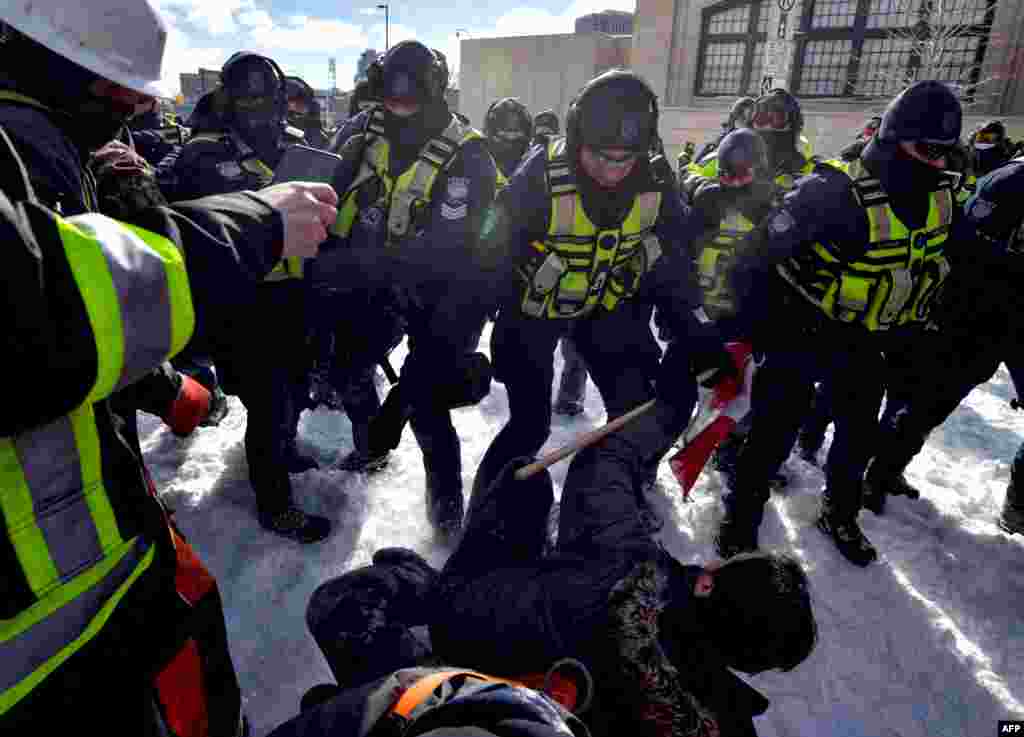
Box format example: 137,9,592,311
140,324,1024,737
151,0,636,96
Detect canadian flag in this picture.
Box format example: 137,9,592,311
669,341,756,498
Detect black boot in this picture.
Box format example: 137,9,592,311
715,502,762,559
816,512,877,566
863,461,919,516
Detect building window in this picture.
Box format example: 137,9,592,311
696,0,769,96
791,0,997,98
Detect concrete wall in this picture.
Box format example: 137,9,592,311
458,33,633,130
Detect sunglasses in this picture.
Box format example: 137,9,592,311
752,109,791,131
914,141,953,161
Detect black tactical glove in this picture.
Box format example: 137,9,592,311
691,340,739,389
1011,397,1021,410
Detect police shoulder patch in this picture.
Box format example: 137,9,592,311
216,160,244,178
770,209,796,234
447,176,470,202
969,197,995,220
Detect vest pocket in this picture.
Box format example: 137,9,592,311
905,257,951,324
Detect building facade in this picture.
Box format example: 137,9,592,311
576,9,636,34
458,33,631,129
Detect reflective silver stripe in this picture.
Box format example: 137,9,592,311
0,538,149,695
71,215,173,392
13,417,102,585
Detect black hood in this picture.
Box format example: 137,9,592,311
862,137,945,229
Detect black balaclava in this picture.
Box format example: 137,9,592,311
0,29,145,154
375,43,450,169
222,53,285,164
862,137,944,229
487,100,533,178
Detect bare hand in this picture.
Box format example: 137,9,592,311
255,182,339,260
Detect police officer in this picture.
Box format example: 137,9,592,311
469,69,734,505
324,40,499,538
286,75,329,149
0,0,337,731
484,97,533,179
838,115,881,162
693,95,756,163
684,89,814,198
716,81,963,566
682,92,815,487
533,109,560,147
959,120,1015,202
171,51,329,542
864,156,1024,514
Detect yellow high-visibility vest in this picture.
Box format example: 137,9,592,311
777,158,955,331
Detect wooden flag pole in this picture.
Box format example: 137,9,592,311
513,399,658,481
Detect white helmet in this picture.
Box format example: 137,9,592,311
0,0,168,97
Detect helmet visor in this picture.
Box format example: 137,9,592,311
752,109,791,132
581,109,653,152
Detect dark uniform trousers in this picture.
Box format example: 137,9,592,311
221,280,311,515
472,298,689,501
728,322,887,525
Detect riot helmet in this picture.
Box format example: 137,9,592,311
221,52,287,159
861,115,882,141
348,79,376,119
729,96,757,129
718,128,769,187
567,69,657,154
971,119,1012,176
877,80,962,161
366,41,448,107
751,88,803,167
485,97,533,173
533,109,560,138
285,76,315,123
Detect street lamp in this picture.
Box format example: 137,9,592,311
377,4,389,51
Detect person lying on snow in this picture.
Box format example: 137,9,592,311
283,414,818,737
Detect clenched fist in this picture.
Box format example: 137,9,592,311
255,182,339,260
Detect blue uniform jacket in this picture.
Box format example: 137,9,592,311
479,143,710,339
315,109,499,303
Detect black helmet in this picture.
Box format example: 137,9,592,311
285,76,315,105
972,119,1007,147
221,52,285,106
877,81,962,147
566,69,658,153
729,96,757,128
485,98,533,141
348,79,376,118
718,128,769,180
752,88,803,136
367,41,448,104
534,109,560,136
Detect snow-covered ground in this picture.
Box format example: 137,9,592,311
140,325,1024,737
